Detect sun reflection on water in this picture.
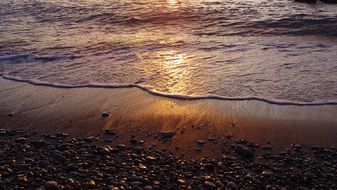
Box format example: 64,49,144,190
144,50,192,95
167,0,180,9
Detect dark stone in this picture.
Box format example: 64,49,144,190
159,131,175,139
204,164,215,172
100,111,111,118
197,140,205,145
56,133,68,138
203,181,217,190
0,129,6,136
15,164,30,170
226,182,239,190
98,147,110,155
53,153,66,162
15,137,27,144
30,140,48,147
235,145,255,158
104,130,116,135
45,181,58,190
38,160,50,168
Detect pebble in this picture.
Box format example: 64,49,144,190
100,111,111,118
104,130,116,135
159,131,175,139
87,180,96,188
226,182,239,190
15,137,27,143
203,181,217,190
45,181,58,190
177,179,186,185
38,160,50,168
235,144,255,158
0,129,336,190
197,140,205,145
144,185,153,190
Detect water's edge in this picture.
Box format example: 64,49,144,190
2,74,337,106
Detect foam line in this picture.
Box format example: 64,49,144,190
2,75,337,106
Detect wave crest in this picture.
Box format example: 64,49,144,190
2,75,337,106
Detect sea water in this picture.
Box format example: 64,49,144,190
1,0,337,104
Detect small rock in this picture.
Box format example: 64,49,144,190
177,179,186,185
104,130,116,135
294,144,302,149
146,156,157,161
98,147,110,155
15,164,30,170
87,180,96,188
226,181,239,190
56,133,68,138
197,140,205,145
0,129,6,135
45,181,59,190
261,170,274,178
204,164,215,171
38,160,50,168
235,145,254,158
216,180,224,188
159,131,175,139
30,140,48,147
203,181,217,190
138,163,147,170
100,111,111,118
17,174,28,182
15,137,27,144
144,186,153,190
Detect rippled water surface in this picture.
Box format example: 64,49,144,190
1,0,337,103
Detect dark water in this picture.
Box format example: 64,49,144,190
1,0,337,103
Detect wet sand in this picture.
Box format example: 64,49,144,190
1,77,337,158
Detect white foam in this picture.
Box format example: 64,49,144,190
2,74,337,106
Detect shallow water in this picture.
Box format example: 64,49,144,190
0,0,337,103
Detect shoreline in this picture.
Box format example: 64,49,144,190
3,75,337,106
1,77,337,158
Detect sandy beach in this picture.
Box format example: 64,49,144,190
1,77,337,189
1,77,337,157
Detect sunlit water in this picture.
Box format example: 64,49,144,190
1,0,337,103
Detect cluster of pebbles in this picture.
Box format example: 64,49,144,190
1,129,337,190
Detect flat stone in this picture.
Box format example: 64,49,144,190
159,131,175,139
45,181,58,190
104,130,116,135
177,179,186,185
15,137,27,144
146,156,157,161
235,145,255,158
197,140,205,145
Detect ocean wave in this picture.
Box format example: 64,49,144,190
2,75,337,106
0,54,76,64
